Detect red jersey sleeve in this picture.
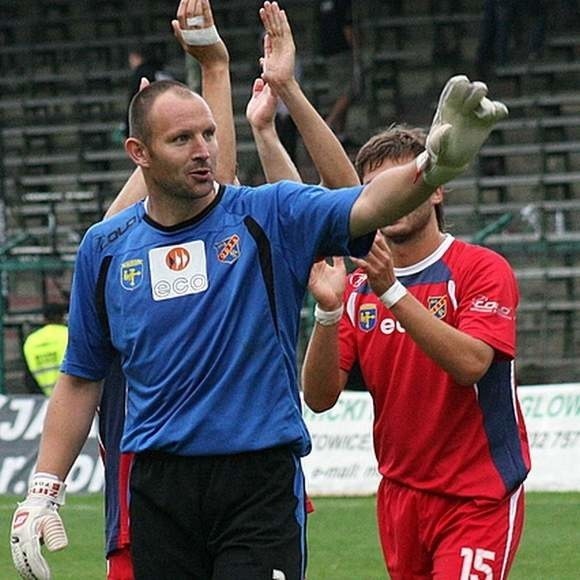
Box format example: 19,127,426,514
338,271,364,373
454,246,519,359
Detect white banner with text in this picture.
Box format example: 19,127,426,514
1,383,579,495
518,383,580,491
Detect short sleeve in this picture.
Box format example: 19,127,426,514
61,233,115,380
272,181,373,276
338,275,360,373
455,249,519,359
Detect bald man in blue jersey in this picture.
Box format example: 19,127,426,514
10,6,509,580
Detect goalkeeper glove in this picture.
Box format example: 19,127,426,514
417,75,508,187
10,473,68,580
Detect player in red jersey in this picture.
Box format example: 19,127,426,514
302,125,531,579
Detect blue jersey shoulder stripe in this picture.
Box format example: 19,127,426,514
98,354,126,554
96,255,113,339
244,215,279,336
477,360,529,493
355,257,452,295
398,260,452,287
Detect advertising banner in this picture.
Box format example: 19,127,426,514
0,395,103,495
302,392,380,496
519,383,580,491
2,384,579,495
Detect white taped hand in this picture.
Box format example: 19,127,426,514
10,475,68,580
181,25,221,46
417,75,508,187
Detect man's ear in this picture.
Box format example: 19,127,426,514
431,186,444,205
125,137,150,168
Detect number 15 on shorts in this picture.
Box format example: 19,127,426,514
460,547,495,579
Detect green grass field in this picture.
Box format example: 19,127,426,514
2,493,579,579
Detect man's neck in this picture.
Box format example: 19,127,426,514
389,226,446,269
145,183,218,227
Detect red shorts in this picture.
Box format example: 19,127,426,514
107,547,134,580
377,478,525,580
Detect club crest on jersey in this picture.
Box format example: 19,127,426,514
215,234,241,264
428,296,447,319
121,259,144,290
359,303,377,332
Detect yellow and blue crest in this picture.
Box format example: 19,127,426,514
215,234,241,264
358,303,377,332
121,259,144,290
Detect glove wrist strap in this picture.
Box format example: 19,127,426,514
416,151,469,188
29,473,66,506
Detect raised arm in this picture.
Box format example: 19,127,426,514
246,76,302,182
301,257,350,412
349,75,508,237
173,0,236,183
104,166,147,219
259,1,359,188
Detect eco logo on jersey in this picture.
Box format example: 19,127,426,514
149,240,208,301
359,304,377,332
121,259,144,290
215,234,241,264
166,247,190,271
428,296,447,319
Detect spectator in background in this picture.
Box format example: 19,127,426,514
527,0,547,61
476,0,558,77
23,303,68,397
476,0,519,78
317,0,354,143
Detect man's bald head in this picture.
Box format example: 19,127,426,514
128,80,203,145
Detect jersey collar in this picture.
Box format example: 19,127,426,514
393,233,455,277
143,183,225,232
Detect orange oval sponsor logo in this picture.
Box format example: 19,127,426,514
166,247,190,271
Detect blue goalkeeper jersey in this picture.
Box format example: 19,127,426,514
63,181,371,456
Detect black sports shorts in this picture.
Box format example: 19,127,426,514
129,446,307,580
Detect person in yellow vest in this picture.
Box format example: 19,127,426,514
23,303,68,396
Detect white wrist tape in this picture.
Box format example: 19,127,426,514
29,473,66,506
379,280,408,309
186,16,205,27
181,25,221,46
314,304,344,326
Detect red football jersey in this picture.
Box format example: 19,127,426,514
339,236,530,500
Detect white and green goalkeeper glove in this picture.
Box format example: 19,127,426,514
10,473,68,580
417,75,508,187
